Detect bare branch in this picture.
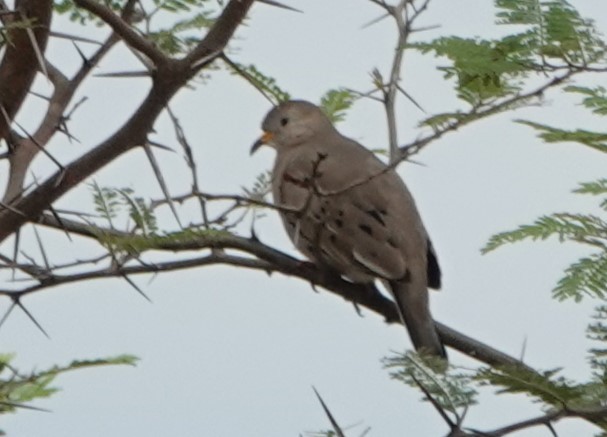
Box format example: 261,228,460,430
0,0,256,242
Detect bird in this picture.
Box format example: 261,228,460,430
251,100,445,359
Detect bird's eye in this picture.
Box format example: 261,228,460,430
280,117,289,126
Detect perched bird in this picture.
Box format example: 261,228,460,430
251,100,445,358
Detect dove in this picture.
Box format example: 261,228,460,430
251,100,445,358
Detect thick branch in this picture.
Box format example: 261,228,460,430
73,0,164,64
0,0,53,141
0,0,256,242
28,212,535,371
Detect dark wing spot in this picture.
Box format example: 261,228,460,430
366,209,386,226
427,239,442,289
358,224,373,236
320,206,327,214
329,234,337,243
335,218,343,228
299,232,312,243
387,237,398,248
337,210,344,217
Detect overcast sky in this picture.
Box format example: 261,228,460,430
2,1,607,436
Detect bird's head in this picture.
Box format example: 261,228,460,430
251,100,335,154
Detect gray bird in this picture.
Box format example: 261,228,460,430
251,100,445,358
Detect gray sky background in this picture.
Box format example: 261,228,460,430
1,1,607,435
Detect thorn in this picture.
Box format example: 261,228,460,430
22,10,48,81
121,273,152,303
190,48,223,70
256,0,303,13
71,40,90,65
10,118,65,172
0,301,17,331
49,31,102,45
11,229,20,281
250,227,259,242
0,400,51,413
32,226,50,270
93,70,152,78
411,374,456,428
312,387,345,437
396,83,426,113
142,143,183,229
15,298,50,338
0,201,27,217
146,140,175,153
361,12,390,29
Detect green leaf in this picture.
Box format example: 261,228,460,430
148,12,215,56
242,171,272,202
554,253,607,301
475,365,593,409
482,213,607,253
496,0,606,63
411,36,527,104
495,0,542,26
517,120,607,154
0,353,138,416
565,85,607,116
319,89,356,123
588,306,607,382
227,63,290,104
116,189,158,235
383,352,476,413
90,181,121,228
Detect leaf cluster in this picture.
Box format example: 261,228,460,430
483,86,607,302
0,353,137,433
91,183,158,235
320,89,357,124
227,63,290,104
410,0,606,106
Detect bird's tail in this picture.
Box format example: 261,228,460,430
389,280,447,360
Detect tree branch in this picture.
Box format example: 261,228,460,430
21,211,536,371
73,0,164,64
0,0,256,242
0,0,53,141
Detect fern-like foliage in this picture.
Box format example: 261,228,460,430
91,181,121,229
410,0,606,106
242,171,272,203
517,86,607,154
588,305,607,383
0,353,137,433
320,89,357,124
54,0,128,25
496,0,605,62
383,352,476,414
476,364,607,419
483,84,607,302
55,0,217,57
227,63,290,104
148,11,215,56
90,184,158,235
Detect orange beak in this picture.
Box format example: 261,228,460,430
250,131,274,154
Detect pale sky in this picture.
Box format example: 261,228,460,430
2,1,607,436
